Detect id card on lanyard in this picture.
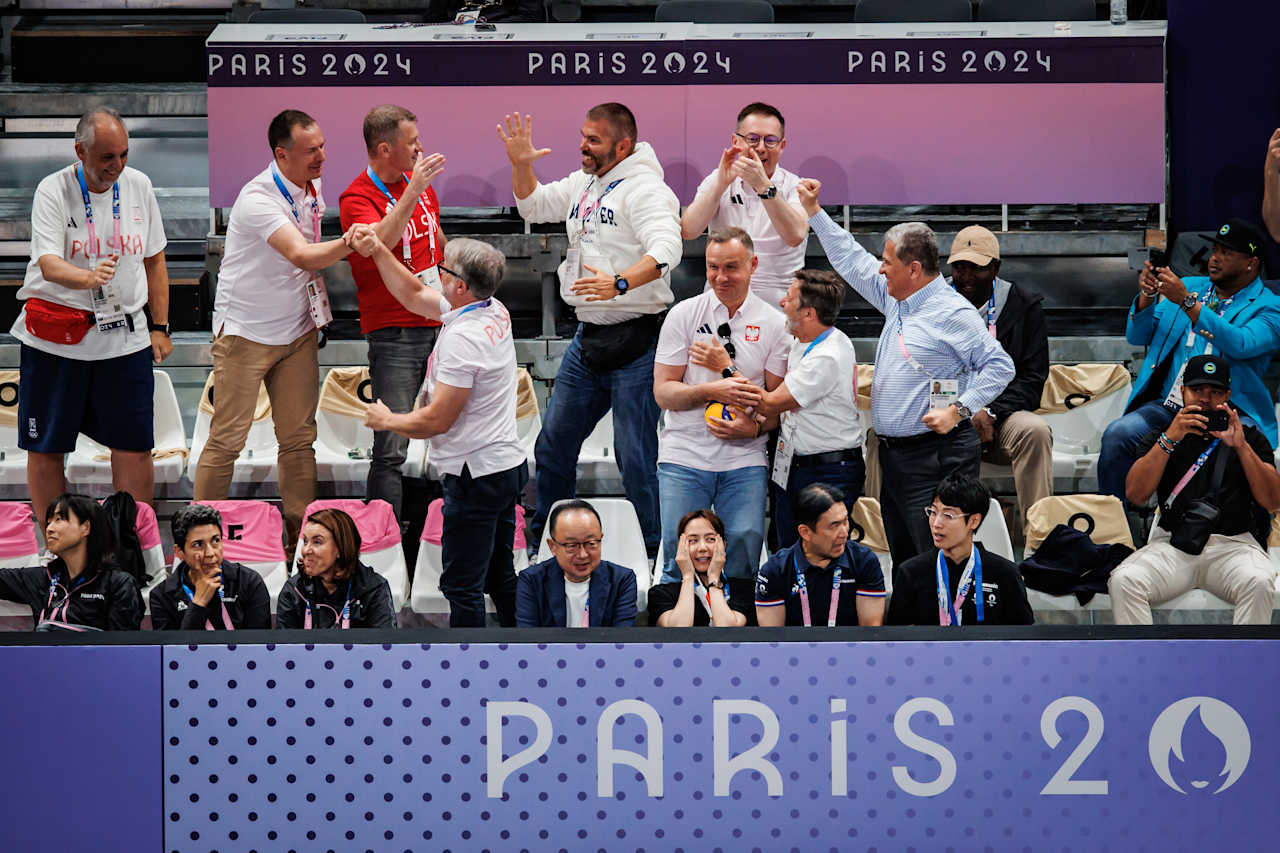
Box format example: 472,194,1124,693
1163,291,1226,409
772,327,834,489
76,164,129,334
794,550,841,627
898,311,956,410
365,167,440,280
565,178,624,284
272,164,333,329
937,547,983,626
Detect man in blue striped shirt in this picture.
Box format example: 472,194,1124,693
798,178,1014,567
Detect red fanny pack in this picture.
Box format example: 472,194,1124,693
24,297,95,345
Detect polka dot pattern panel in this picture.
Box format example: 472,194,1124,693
162,640,1277,852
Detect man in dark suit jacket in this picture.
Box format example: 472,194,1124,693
516,499,638,627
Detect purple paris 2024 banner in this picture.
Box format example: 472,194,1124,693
206,26,1165,208
164,640,1272,852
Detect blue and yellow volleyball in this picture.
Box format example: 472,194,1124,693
704,401,746,424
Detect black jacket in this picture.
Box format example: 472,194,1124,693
887,543,1035,626
150,560,272,631
0,558,142,630
989,279,1050,425
276,561,397,630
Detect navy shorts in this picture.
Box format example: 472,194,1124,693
17,344,154,454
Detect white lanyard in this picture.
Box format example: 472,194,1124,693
365,167,438,271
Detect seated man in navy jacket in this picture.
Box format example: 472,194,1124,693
517,499,638,627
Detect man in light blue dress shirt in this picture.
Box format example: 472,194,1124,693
798,179,1015,567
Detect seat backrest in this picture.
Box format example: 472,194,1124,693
536,498,650,612
0,502,38,563
849,497,890,553
151,370,188,453
655,0,774,22
855,0,973,23
247,8,366,23
978,0,1095,21
1037,364,1132,454
855,364,873,411
194,500,287,563
301,499,402,554
1023,494,1134,554
316,367,376,455
0,370,20,448
421,498,526,552
973,498,1014,560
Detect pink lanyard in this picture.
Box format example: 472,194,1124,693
895,313,928,374
303,581,352,629
1166,439,1221,505
365,167,437,271
573,178,624,238
181,578,234,631
43,570,87,623
76,163,120,264
794,551,841,627
580,600,590,628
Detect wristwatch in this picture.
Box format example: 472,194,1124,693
149,321,170,336
955,404,973,420
1181,293,1197,310
982,406,997,422
705,578,725,590
613,274,630,295
721,365,738,379
757,185,777,200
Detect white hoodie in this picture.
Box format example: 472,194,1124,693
516,141,682,325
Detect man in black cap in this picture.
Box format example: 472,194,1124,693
1109,354,1280,624
1098,217,1280,505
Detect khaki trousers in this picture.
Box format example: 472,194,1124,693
982,410,1053,516
193,329,319,544
1109,526,1277,625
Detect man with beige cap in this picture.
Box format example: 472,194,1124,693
947,225,1052,517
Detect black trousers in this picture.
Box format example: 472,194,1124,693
440,462,528,627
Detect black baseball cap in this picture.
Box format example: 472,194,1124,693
1210,218,1265,258
1183,354,1230,390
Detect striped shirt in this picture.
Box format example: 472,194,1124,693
810,211,1015,438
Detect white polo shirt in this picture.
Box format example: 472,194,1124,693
214,163,324,346
423,297,526,478
696,165,807,309
15,164,165,361
656,290,789,472
780,326,864,455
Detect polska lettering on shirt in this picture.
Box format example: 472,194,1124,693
70,233,144,260
482,308,512,346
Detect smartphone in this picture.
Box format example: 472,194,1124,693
1205,408,1229,431
1127,246,1168,272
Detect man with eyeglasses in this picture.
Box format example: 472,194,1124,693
682,102,808,310
886,474,1033,626
352,229,526,628
516,499,638,627
653,227,790,621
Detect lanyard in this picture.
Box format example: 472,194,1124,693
802,326,833,358
692,577,717,621
304,580,352,629
271,164,319,244
937,547,984,626
1166,438,1221,505
453,299,491,319
43,569,88,624
574,178,624,239
365,167,438,270
895,312,928,374
76,164,120,264
181,572,235,631
984,292,997,337
580,599,590,628
794,550,841,627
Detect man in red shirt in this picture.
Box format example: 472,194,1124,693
339,105,447,521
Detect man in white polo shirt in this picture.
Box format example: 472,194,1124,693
757,269,864,548
354,229,526,628
195,109,358,544
653,227,789,619
16,107,171,524
680,102,808,310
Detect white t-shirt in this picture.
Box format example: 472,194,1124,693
423,297,526,478
15,164,165,360
214,164,325,346
656,290,789,472
696,165,807,308
565,576,590,628
780,327,864,455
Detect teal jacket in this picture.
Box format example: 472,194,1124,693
1125,275,1280,446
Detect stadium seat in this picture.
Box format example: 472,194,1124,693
192,499,289,610
515,368,541,478
66,370,188,485
654,0,775,23
850,496,893,594
187,372,279,485
577,412,623,494
409,498,529,618
0,502,40,627
297,499,409,611
536,497,650,616
854,0,973,23
134,500,167,611
0,370,28,485
974,497,1014,560
1021,494,1133,617
855,364,873,412
977,0,1095,21
314,366,375,484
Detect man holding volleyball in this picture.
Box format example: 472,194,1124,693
653,226,789,621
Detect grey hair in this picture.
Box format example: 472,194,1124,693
171,503,223,550
75,107,125,148
884,221,940,276
445,238,507,300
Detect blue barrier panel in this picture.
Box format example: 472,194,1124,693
162,638,1274,852
0,645,161,852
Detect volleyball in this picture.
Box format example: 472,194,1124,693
704,401,746,424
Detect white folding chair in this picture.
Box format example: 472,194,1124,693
0,371,28,485
1021,494,1134,617
410,498,529,619
314,367,375,485
515,368,541,478
973,498,1014,561
66,370,189,485
192,499,290,610
536,497,649,615
576,412,623,495
1041,364,1132,484
850,496,893,595
297,499,408,610
187,371,280,484
0,502,40,627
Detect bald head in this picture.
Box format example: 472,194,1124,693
74,108,129,193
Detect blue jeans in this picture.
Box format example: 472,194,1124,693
657,463,768,588
1098,400,1175,501
441,462,527,628
530,330,661,552
366,325,437,520
772,453,866,549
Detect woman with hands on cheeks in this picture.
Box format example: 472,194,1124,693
649,509,749,627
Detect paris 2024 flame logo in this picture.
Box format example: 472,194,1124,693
1148,697,1251,794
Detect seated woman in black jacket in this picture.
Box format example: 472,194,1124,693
150,503,271,631
276,507,397,629
0,493,142,631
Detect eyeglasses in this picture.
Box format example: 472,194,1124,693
551,537,603,554
437,263,463,282
924,507,969,524
734,131,783,149
716,322,737,360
